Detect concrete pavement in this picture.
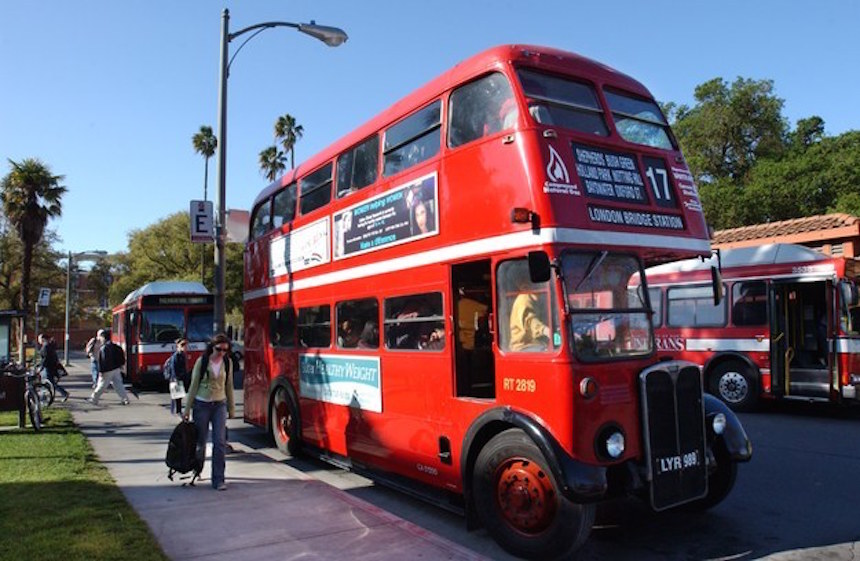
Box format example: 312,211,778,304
61,356,490,561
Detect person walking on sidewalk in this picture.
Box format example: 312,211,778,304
168,338,190,416
88,329,131,405
85,332,102,388
38,333,70,402
183,333,234,491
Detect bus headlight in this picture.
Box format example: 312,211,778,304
712,413,727,435
605,431,625,459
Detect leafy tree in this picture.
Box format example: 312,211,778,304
1,158,66,358
108,213,244,313
258,145,286,182
192,125,218,201
671,77,787,184
274,114,304,169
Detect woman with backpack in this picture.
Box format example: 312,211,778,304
167,338,189,416
182,333,234,491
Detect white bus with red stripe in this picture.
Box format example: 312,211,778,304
111,281,214,387
646,244,860,410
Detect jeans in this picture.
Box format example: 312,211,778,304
45,369,69,398
192,399,227,488
90,360,99,386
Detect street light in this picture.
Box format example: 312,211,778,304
212,9,347,333
64,250,108,365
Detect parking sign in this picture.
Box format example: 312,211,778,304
190,200,214,243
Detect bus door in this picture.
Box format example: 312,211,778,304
452,261,494,399
769,281,830,399
125,310,139,382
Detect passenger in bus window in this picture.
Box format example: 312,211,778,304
509,291,551,352
338,320,360,348
357,321,379,349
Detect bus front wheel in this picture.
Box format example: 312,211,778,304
270,387,300,457
473,428,594,560
711,361,759,412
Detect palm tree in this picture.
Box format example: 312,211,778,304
191,125,217,201
258,146,286,182
1,158,66,360
274,114,304,169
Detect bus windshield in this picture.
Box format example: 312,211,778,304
187,310,214,342
561,251,652,361
139,309,184,343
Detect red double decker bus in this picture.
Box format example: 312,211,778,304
112,281,214,387
647,244,860,411
242,45,751,558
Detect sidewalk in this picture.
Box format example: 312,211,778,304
62,357,489,561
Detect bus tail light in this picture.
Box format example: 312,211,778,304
511,207,534,223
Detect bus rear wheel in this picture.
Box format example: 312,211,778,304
711,361,759,412
473,428,594,560
270,387,300,456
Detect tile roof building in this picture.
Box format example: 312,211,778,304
712,213,860,258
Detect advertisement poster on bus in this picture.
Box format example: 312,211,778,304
333,172,438,260
269,217,330,277
299,354,382,412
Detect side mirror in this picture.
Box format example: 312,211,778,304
528,251,551,283
711,266,724,306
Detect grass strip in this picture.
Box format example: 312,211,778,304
0,410,168,561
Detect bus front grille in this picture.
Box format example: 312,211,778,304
639,361,708,510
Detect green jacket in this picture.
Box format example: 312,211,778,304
184,354,235,418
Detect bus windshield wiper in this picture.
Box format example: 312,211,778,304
574,251,608,293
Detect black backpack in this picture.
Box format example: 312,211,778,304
166,420,203,484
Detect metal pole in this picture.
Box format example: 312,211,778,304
64,251,71,365
213,8,229,334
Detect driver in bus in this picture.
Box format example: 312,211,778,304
509,291,551,352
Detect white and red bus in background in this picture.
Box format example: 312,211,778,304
112,281,214,387
646,244,860,411
242,45,751,559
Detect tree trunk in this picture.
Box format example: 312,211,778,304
19,241,33,363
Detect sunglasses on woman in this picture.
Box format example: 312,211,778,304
215,346,230,353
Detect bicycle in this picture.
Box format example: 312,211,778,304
0,361,47,431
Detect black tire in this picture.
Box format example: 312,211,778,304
710,361,759,412
270,386,301,456
473,428,594,560
683,442,737,511
35,381,54,408
26,390,42,431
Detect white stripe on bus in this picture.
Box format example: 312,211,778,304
244,227,710,302
836,339,860,353
685,338,770,352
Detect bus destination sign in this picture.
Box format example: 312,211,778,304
573,144,648,205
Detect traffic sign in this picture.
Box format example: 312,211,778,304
37,288,51,307
190,200,214,243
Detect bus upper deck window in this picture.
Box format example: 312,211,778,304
448,72,517,148
272,183,297,228
604,90,674,150
516,68,608,137
251,199,272,239
337,135,379,198
383,101,441,177
300,163,333,215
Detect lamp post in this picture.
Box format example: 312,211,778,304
64,250,108,365
212,8,347,333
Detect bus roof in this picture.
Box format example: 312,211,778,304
121,281,210,305
252,44,649,208
647,244,828,276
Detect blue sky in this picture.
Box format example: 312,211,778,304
2,1,858,256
